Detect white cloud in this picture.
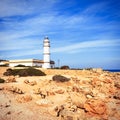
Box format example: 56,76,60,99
1,39,119,59
0,0,57,17
8,49,42,58
0,37,43,51
51,39,120,53
81,2,107,15
0,1,116,38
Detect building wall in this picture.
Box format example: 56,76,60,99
9,62,54,68
0,61,9,65
9,59,55,68
33,62,43,67
0,62,5,65
9,62,33,67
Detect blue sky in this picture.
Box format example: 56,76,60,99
0,0,120,69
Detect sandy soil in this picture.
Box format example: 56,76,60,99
0,67,120,120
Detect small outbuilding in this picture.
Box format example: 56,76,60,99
9,59,55,68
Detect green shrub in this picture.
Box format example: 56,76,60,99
15,64,26,67
54,67,60,69
0,78,5,83
3,68,13,76
18,69,28,76
85,68,93,70
0,64,9,67
52,75,70,82
60,65,70,69
4,67,46,76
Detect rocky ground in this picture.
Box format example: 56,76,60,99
0,67,120,120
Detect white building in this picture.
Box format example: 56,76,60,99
0,37,55,68
9,59,55,68
0,60,9,66
9,59,42,67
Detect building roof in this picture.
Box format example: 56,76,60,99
44,36,50,43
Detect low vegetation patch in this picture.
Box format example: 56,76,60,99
15,64,26,67
4,67,46,76
52,75,70,82
60,65,70,69
0,78,5,83
0,64,9,67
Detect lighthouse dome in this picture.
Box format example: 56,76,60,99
44,36,49,41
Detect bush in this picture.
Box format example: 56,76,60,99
3,68,13,76
52,75,70,82
0,78,5,83
15,64,26,67
60,65,70,69
4,67,46,76
18,69,28,76
54,67,60,69
0,64,9,67
85,68,93,70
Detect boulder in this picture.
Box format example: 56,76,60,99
84,99,107,115
46,90,55,96
33,88,47,98
33,88,41,94
24,80,37,86
29,80,37,86
0,86,4,90
24,79,29,84
114,80,120,89
48,105,64,117
70,92,87,109
55,88,65,94
7,86,24,94
6,76,16,83
113,92,120,100
16,95,32,103
91,78,101,87
59,109,85,120
35,99,52,107
72,85,81,92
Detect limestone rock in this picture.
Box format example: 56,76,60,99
52,75,70,82
70,92,87,109
24,79,37,86
36,99,52,106
16,95,32,103
84,99,107,115
59,109,85,120
0,86,4,90
33,88,41,94
55,88,65,94
6,76,16,83
33,88,47,98
7,86,24,94
46,90,55,96
72,85,81,93
114,80,120,89
24,79,29,84
48,106,59,116
86,94,93,99
113,92,120,100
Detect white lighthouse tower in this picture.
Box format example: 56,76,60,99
43,36,51,68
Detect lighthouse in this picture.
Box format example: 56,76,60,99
43,36,51,68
